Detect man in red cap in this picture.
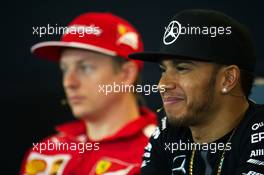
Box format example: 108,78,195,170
20,12,157,175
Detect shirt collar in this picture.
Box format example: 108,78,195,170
55,107,157,142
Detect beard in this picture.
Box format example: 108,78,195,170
166,71,218,128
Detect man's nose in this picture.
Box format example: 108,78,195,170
158,73,177,93
63,70,80,90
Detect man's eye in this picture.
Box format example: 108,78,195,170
176,66,190,72
79,64,95,73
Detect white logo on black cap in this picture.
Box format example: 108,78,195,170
163,20,232,45
163,21,181,45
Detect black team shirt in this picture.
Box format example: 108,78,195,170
141,101,264,175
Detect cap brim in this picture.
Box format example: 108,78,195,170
129,52,169,62
31,41,117,62
129,52,214,63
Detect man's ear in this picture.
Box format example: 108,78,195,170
120,61,138,85
220,65,240,94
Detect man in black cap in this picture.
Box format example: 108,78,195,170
129,9,264,175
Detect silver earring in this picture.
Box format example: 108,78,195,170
222,87,228,94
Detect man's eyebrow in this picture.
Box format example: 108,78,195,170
60,58,89,67
172,60,196,65
76,59,88,65
158,60,196,68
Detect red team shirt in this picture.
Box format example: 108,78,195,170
20,107,157,175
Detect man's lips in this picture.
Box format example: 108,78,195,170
68,96,86,104
162,96,184,105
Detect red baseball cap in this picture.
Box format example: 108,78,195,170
31,12,144,70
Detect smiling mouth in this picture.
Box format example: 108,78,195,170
163,97,185,105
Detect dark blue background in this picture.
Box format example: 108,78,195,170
4,0,263,173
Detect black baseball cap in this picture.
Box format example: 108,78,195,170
129,9,256,72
